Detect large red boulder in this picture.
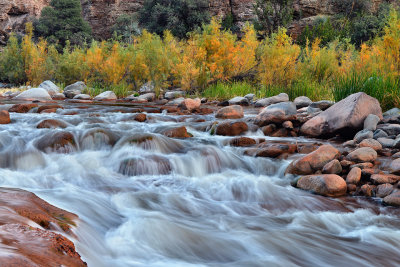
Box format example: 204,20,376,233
300,93,382,137
296,174,347,197
215,121,248,136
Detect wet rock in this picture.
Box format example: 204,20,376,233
309,100,334,111
63,81,87,98
73,94,91,100
0,110,10,124
393,152,400,158
371,174,400,184
294,96,312,108
376,183,394,198
322,159,342,174
39,80,60,96
343,140,356,147
364,114,380,131
38,105,63,113
37,119,68,129
14,88,52,101
36,131,76,153
282,121,294,130
216,121,248,136
359,139,382,151
361,184,374,197
119,155,171,176
179,98,201,111
254,93,289,107
215,105,244,119
164,90,184,100
389,158,400,174
138,93,156,102
52,93,67,100
354,129,373,143
300,93,382,137
262,124,277,135
228,96,249,106
9,103,38,113
347,183,357,193
286,144,340,175
139,81,155,94
377,124,400,136
340,160,354,168
347,147,377,162
162,126,192,138
346,167,361,184
373,129,388,139
217,100,229,107
377,137,395,148
230,137,256,147
383,191,400,206
254,102,297,126
296,174,347,197
94,91,117,101
134,113,147,122
350,162,374,169
80,128,119,149
255,142,297,158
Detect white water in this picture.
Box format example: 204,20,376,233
0,103,399,267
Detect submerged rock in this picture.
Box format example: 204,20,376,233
37,119,68,129
36,131,76,153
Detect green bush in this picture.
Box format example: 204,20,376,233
111,14,141,43
202,81,260,100
139,0,210,39
35,0,92,48
0,35,25,84
297,17,343,47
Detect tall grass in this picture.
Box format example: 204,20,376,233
202,81,262,99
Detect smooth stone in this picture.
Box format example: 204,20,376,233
228,96,249,106
371,174,400,184
296,174,347,197
347,147,377,162
294,96,312,109
139,81,155,94
383,108,400,118
254,102,297,126
164,90,184,100
138,93,156,102
346,167,361,184
377,137,395,148
309,100,334,111
13,88,52,101
389,158,400,174
376,184,394,198
215,105,244,119
39,80,60,96
383,191,400,206
322,159,342,174
244,94,255,101
254,93,289,107
94,91,117,101
359,139,382,151
63,81,87,98
377,124,400,136
364,114,380,131
73,94,91,100
373,129,388,139
354,129,373,143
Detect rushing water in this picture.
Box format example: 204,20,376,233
0,103,399,267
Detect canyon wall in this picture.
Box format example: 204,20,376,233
0,0,390,43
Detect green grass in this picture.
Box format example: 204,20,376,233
202,81,263,100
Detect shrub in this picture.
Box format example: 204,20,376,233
110,14,141,43
0,34,25,84
139,0,210,39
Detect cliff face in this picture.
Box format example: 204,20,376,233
0,0,390,42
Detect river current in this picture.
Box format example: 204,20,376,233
0,103,399,267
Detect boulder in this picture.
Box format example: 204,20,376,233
346,167,361,184
254,102,297,126
230,137,256,147
216,121,248,136
94,91,117,101
9,103,38,113
376,184,394,198
13,88,52,101
389,158,400,174
139,82,155,94
354,129,373,143
364,114,380,131
63,81,87,98
215,105,244,119
228,96,249,106
371,174,400,184
164,90,184,100
294,96,312,108
35,131,76,153
73,94,91,100
300,93,382,137
322,159,342,174
359,139,382,151
296,174,347,197
162,126,192,138
286,144,340,175
0,110,10,124
37,119,68,129
347,147,377,162
254,93,289,107
179,98,201,111
38,80,60,96
138,93,156,102
383,191,400,206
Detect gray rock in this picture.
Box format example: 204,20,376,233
307,106,321,114
63,81,87,98
383,191,400,206
138,93,156,102
94,91,117,101
169,97,185,105
73,94,91,100
164,90,185,100
13,88,52,101
373,129,388,139
39,80,60,96
254,93,289,107
377,137,395,148
294,96,312,108
309,100,334,111
228,96,249,106
139,82,155,94
254,102,297,126
354,129,373,143
390,158,400,174
377,124,400,136
363,114,380,131
244,94,255,101
383,108,400,118
347,147,377,162
376,184,394,198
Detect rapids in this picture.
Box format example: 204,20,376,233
0,102,399,267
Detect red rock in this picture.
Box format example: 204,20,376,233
371,174,400,184
0,110,10,124
286,145,340,175
230,137,256,147
216,121,248,136
376,183,394,198
271,128,289,137
36,131,76,153
359,138,382,151
9,103,38,113
37,119,68,129
215,105,244,119
389,158,400,174
162,126,192,138
322,159,342,174
383,191,400,206
361,184,374,197
255,142,297,158
347,147,377,162
40,108,57,113
179,98,201,111
38,104,63,113
262,124,276,135
134,113,147,122
297,143,320,154
346,167,361,184
296,174,347,197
